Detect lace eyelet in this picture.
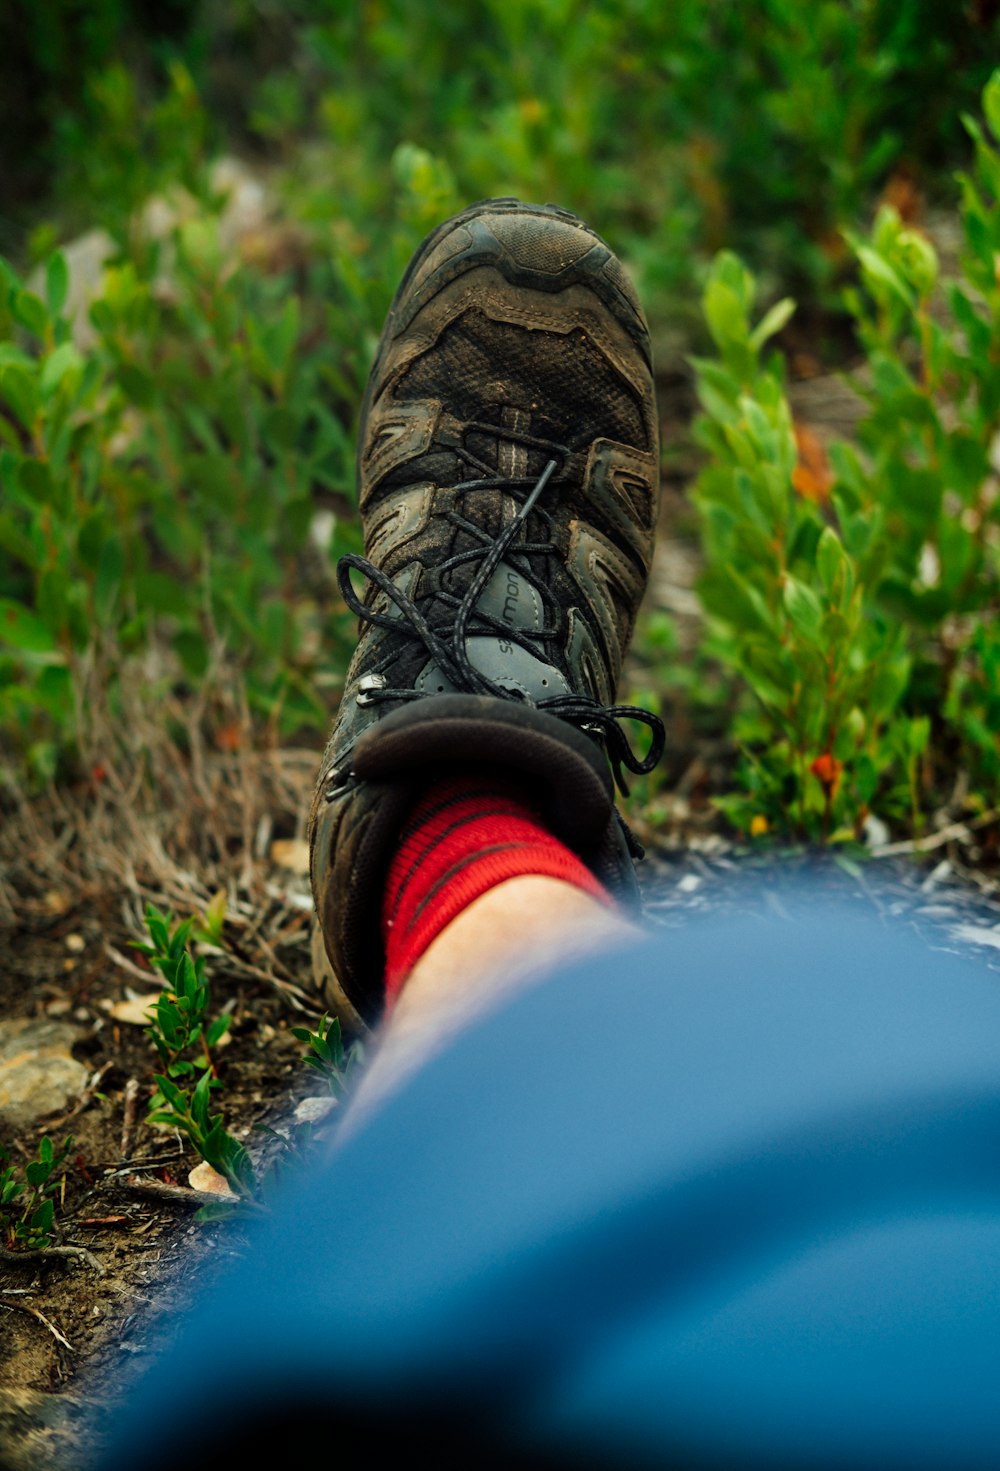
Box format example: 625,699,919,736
356,673,387,707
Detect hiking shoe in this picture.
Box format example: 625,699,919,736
309,198,663,1027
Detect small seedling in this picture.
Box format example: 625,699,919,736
135,903,256,1212
0,1136,72,1251
290,1013,363,1100
135,905,233,1084
135,905,366,1221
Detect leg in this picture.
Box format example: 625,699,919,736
104,893,1000,1471
347,875,641,1123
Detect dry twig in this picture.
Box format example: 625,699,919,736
871,810,999,859
1,1297,73,1349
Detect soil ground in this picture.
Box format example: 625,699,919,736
3,832,1000,1471
0,865,322,1471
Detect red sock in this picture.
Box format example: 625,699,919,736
381,774,612,1008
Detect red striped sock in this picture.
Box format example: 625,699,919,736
381,774,612,1008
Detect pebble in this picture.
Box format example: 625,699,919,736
0,1017,88,1129
294,1095,338,1126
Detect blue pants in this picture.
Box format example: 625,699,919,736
102,882,1000,1470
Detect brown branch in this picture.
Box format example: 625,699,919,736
117,1175,253,1210
0,1243,105,1275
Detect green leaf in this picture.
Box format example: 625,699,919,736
174,629,210,678
0,364,39,430
40,341,84,396
11,290,48,339
198,888,227,943
750,297,795,352
170,917,195,960
45,253,69,318
153,1073,186,1110
118,362,158,408
30,1199,55,1238
147,1109,186,1130
855,245,914,308
195,1200,241,1223
782,575,824,643
206,1015,232,1047
25,1159,52,1187
704,278,747,349
896,230,937,300
982,68,1000,146
0,599,56,653
146,906,170,952
191,1069,214,1127
816,527,848,595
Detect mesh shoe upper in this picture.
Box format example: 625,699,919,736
309,199,662,1026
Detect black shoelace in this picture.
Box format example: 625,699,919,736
337,440,665,796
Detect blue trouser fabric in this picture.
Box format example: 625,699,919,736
100,882,1000,1470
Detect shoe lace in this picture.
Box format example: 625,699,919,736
337,430,665,796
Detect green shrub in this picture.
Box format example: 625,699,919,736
283,0,1000,331
12,4,996,334
692,71,1000,840
0,175,362,784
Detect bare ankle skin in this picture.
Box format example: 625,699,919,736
341,875,642,1131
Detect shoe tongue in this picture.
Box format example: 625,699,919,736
415,560,572,705
466,405,533,478
473,560,545,634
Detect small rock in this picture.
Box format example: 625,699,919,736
0,1018,88,1129
65,933,85,953
294,1095,338,1126
44,999,73,1019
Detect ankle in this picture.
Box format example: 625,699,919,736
381,774,613,1010
397,874,640,1022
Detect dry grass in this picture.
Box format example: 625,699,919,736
0,649,327,1010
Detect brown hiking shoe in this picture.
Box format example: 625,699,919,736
309,198,663,1027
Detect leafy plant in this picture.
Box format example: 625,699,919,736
135,904,363,1219
135,904,256,1209
291,1013,363,1101
692,70,1000,840
0,1136,73,1251
136,905,232,1081
0,167,359,787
